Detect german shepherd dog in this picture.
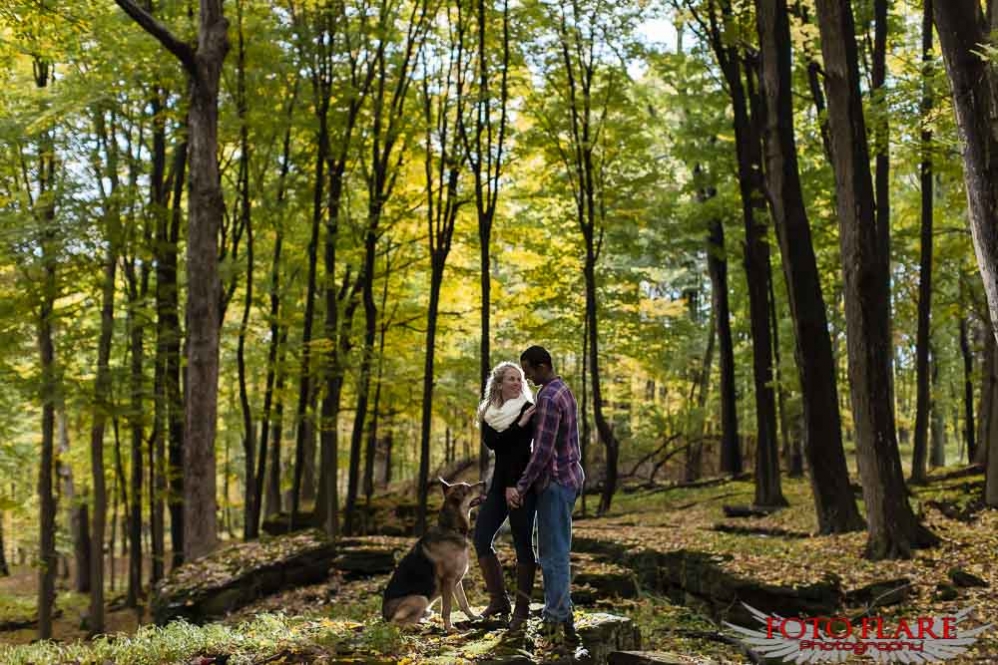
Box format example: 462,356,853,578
382,478,487,631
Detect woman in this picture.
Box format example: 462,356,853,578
474,361,537,628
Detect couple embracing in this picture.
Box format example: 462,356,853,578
475,345,585,643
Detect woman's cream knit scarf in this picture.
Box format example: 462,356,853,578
482,394,528,432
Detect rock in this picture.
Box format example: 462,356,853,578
260,511,318,537
935,583,959,601
331,546,398,578
572,556,639,600
711,524,810,539
721,505,773,519
151,529,337,625
575,613,642,664
573,537,841,628
948,568,988,588
608,652,687,665
844,578,911,608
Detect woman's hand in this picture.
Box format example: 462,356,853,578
518,405,536,428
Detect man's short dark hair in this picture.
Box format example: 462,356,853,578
520,345,552,368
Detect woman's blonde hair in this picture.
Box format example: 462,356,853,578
476,361,533,422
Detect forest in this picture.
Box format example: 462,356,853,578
1,0,998,662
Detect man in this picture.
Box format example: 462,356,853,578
506,345,585,644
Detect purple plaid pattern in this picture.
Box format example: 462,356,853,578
515,377,585,495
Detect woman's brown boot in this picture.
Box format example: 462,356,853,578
478,553,511,619
508,562,536,630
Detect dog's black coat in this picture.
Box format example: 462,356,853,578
382,542,436,619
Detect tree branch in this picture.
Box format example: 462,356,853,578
113,0,197,75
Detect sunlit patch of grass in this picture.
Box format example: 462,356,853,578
0,613,326,665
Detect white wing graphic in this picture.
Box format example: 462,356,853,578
724,603,992,664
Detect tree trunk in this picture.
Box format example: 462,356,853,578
32,56,58,641
417,268,445,535
756,0,864,532
960,311,976,463
706,208,741,476
930,347,946,468
115,0,230,561
872,0,891,329
933,1,998,347
147,67,169,585
345,224,376,535
580,315,590,512
290,115,325,530
769,275,795,477
706,15,784,507
37,239,57,641
235,0,256,542
252,96,295,536
0,512,9,576
57,413,90,594
266,331,288,518
364,249,395,511
87,107,120,631
181,0,228,562
814,0,936,558
743,65,785,508
166,141,186,568
911,0,934,486
125,261,144,607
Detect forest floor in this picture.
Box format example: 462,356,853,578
1,466,996,663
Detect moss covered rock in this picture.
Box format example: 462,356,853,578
152,530,337,625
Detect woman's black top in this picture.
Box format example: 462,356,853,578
482,401,534,492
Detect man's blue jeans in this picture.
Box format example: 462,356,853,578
535,481,577,624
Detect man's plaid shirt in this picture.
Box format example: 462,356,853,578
515,376,585,495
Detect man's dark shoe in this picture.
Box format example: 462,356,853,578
562,619,580,646
539,618,579,646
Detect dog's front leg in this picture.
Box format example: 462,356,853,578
440,578,456,632
455,579,478,621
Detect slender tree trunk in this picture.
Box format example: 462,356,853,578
769,276,794,477
713,38,783,506
251,93,296,537
235,0,256,541
706,204,740,476
147,73,168,585
89,118,118,626
32,56,58,641
872,0,891,327
417,268,445,535
364,251,394,510
266,331,288,518
37,229,57,643
166,142,186,568
960,310,976,463
911,0,934,486
125,264,144,607
580,315,590,513
930,346,946,468
0,513,8,576
814,0,936,557
290,116,326,530
57,413,89,594
345,222,376,535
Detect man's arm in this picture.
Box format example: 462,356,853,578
515,393,560,495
